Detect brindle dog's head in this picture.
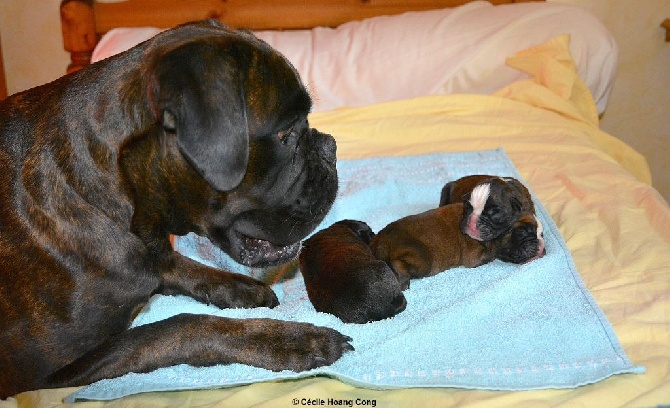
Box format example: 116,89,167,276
122,21,337,268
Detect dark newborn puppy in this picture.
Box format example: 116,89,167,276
299,220,407,324
497,213,545,264
440,175,535,241
371,203,504,288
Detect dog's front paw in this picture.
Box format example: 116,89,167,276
196,272,279,309
255,321,354,372
164,255,279,309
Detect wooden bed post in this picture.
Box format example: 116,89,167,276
60,0,97,73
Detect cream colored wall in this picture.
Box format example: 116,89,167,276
549,0,670,203
1,0,669,201
0,0,68,93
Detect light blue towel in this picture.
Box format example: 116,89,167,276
67,149,643,402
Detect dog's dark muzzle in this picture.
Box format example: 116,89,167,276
209,128,338,268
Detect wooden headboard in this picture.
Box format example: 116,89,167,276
60,0,541,73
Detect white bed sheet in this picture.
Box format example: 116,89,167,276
91,2,618,114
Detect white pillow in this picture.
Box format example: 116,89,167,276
91,1,617,114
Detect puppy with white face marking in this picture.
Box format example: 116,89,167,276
370,202,546,288
440,175,535,241
370,203,505,288
299,220,407,323
440,175,545,263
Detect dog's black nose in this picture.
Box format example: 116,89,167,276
310,129,337,164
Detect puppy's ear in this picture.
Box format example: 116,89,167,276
338,220,375,244
503,178,529,212
439,181,455,207
153,41,249,192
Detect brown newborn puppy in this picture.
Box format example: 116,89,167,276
371,203,546,287
299,220,407,324
440,175,545,263
370,203,503,288
440,175,535,241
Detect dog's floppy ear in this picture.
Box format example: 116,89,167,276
152,41,249,192
439,181,455,207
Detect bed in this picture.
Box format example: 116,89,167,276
4,0,669,406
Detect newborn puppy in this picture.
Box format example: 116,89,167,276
497,213,546,264
440,175,535,241
299,220,407,324
441,175,545,263
370,203,503,287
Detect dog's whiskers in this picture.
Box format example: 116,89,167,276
288,219,300,237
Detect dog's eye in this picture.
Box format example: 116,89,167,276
277,130,289,144
278,117,308,145
162,110,177,134
486,206,502,220
277,128,297,145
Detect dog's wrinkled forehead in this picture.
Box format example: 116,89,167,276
145,20,311,128
139,21,312,192
241,43,312,136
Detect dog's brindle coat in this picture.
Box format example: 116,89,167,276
0,21,352,398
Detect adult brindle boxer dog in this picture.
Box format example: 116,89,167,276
0,20,353,398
